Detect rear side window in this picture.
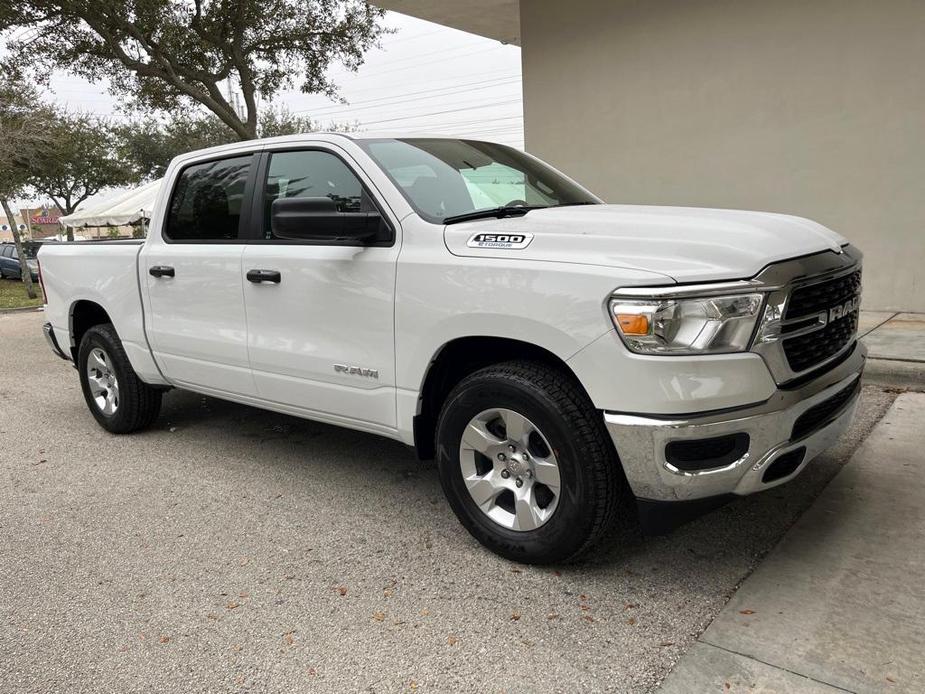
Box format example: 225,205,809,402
165,155,253,241
0,246,11,258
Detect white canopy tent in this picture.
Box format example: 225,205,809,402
59,178,162,229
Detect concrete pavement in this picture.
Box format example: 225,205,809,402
860,312,925,390
660,393,925,693
0,310,900,692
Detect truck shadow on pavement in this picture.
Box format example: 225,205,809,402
152,385,895,578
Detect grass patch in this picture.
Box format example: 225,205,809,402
0,278,43,310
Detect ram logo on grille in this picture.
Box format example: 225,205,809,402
828,295,860,323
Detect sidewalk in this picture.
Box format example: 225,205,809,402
860,312,925,389
660,392,925,693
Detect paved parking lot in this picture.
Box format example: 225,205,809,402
0,310,896,692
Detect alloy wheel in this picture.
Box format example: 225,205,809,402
458,408,562,531
86,347,120,416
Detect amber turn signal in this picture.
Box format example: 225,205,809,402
614,314,649,335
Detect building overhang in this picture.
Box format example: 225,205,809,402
374,1,520,45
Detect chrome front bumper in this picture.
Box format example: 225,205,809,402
605,342,866,502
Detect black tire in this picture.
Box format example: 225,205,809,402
77,323,162,434
436,360,623,564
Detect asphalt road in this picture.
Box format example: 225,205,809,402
0,309,896,693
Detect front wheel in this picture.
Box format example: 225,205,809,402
436,361,623,564
78,324,162,434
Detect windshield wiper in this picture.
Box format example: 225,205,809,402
443,205,546,225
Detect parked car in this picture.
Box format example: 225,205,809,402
0,242,39,281
38,134,865,563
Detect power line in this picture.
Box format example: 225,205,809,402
358,99,522,127
295,75,520,116
332,44,508,81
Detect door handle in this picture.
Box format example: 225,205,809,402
246,269,281,284
149,265,175,278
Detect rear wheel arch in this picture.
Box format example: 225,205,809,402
69,300,113,361
413,336,597,460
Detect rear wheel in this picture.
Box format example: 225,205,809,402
78,324,162,434
436,360,623,564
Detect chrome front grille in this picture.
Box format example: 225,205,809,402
750,246,862,385
785,268,863,320
781,268,862,372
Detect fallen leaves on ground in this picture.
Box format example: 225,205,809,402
159,635,170,644
447,635,459,646
372,611,386,622
739,609,755,615
511,612,521,621
335,586,348,597
225,602,240,610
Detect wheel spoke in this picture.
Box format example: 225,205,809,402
461,420,500,454
532,458,561,490
465,472,501,508
514,493,542,531
88,350,107,372
500,409,530,444
87,374,107,396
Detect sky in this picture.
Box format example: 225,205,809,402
48,12,525,150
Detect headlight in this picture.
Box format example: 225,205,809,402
610,293,764,355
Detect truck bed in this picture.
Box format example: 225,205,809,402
38,242,154,378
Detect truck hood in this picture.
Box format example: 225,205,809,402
443,204,848,283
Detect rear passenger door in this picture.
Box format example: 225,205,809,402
142,153,259,397
240,146,400,431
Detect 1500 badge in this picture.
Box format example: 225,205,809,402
467,232,534,249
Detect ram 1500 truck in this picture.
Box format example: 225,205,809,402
39,134,865,563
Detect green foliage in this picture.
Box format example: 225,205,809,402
27,111,130,215
0,80,56,200
114,105,357,180
2,0,387,139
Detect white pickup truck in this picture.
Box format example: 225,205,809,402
39,134,865,563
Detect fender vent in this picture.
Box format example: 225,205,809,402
665,433,750,472
762,447,806,483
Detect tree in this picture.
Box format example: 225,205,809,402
27,112,131,240
2,0,387,140
115,105,356,180
0,80,56,299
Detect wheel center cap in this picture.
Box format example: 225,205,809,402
506,455,529,477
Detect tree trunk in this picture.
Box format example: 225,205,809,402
0,198,37,300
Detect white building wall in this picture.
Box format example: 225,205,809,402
521,0,925,311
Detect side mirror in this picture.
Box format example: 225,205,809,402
270,196,384,242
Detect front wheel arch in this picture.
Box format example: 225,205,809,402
414,336,595,460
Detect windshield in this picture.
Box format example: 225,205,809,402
358,138,599,223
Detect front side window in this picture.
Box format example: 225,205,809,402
1,246,12,258
262,150,374,240
165,155,253,241
358,138,599,223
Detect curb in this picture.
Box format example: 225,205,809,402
863,358,925,391
0,306,43,315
